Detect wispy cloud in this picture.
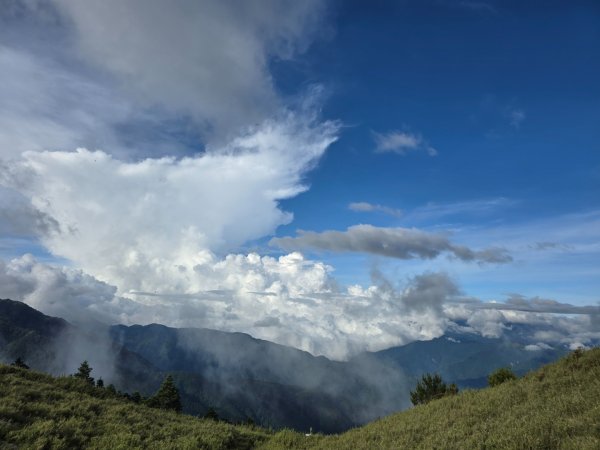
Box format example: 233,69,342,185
465,294,600,315
476,95,526,136
348,202,402,218
404,197,515,224
372,130,438,156
529,241,572,252
507,108,526,129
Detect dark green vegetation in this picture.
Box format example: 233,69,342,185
1,348,599,449
146,375,182,413
74,360,95,386
409,373,458,405
488,366,517,387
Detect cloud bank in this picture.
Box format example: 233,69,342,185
2,254,597,360
0,252,458,359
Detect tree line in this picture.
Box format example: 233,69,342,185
72,359,182,412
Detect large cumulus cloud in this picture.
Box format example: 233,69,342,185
1,110,338,294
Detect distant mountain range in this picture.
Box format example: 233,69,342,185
0,298,579,433
357,328,568,388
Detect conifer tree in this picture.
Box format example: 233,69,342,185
11,357,29,369
204,407,219,421
150,375,182,412
74,360,95,386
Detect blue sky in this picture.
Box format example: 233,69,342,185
274,0,600,301
281,1,600,223
0,0,598,357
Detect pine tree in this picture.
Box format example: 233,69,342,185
150,375,182,412
204,407,219,421
11,357,29,369
73,360,95,386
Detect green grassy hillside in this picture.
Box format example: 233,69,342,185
0,365,269,449
1,348,599,449
262,347,600,450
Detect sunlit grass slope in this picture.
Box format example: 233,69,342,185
1,348,599,449
0,365,268,449
261,347,600,450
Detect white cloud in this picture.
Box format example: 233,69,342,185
569,342,588,350
2,108,339,295
524,343,553,351
2,253,598,360
373,130,437,156
465,308,507,337
348,202,403,218
445,296,600,348
0,253,458,360
0,254,126,325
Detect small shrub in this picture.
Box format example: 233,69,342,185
11,358,29,370
488,367,517,387
410,373,457,406
204,407,219,421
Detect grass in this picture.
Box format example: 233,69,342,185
1,348,599,449
259,347,600,449
0,366,269,449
